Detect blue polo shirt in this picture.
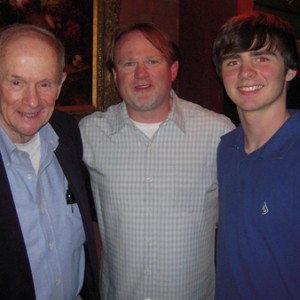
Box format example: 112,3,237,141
215,110,300,300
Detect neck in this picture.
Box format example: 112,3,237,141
128,96,173,123
239,108,290,154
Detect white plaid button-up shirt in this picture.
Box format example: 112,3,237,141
80,90,234,300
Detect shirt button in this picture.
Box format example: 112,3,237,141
48,241,54,249
27,173,32,180
145,177,153,182
54,278,61,285
40,207,46,214
144,298,151,300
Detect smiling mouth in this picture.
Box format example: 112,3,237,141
19,112,40,118
135,84,151,89
238,85,263,92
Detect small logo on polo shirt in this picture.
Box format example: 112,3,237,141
261,201,269,215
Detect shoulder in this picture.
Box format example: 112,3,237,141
219,125,242,147
79,102,125,135
49,110,83,155
175,97,235,133
49,109,79,137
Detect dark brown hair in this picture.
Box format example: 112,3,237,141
212,11,299,78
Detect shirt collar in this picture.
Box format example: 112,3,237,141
110,89,186,135
0,123,59,164
168,89,186,132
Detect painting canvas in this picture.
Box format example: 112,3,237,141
0,0,119,116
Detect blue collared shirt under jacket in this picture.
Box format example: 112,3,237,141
0,124,85,300
216,110,300,300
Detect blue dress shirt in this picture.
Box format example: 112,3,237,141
0,124,85,300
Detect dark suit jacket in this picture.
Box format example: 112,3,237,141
0,110,100,300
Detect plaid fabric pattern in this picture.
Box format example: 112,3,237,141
80,91,234,300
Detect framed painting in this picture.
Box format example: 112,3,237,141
0,0,119,117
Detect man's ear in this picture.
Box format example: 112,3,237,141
286,68,297,82
112,68,117,84
171,60,179,82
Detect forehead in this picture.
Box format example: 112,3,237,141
2,36,58,68
0,36,60,80
115,30,162,59
5,35,53,54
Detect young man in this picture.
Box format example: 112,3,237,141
80,23,234,299
0,24,99,299
213,11,300,299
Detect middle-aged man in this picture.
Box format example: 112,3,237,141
212,11,300,299
80,23,234,300
0,24,99,299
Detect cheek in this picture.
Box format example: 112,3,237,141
115,71,130,84
0,87,19,105
259,65,284,81
222,72,236,91
222,68,236,81
114,74,131,99
151,69,173,86
0,99,16,126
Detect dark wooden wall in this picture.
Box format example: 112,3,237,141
178,0,239,114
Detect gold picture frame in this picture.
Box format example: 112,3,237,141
0,0,119,117
56,0,119,117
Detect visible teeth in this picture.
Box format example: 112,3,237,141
239,85,262,91
21,112,38,117
136,84,150,88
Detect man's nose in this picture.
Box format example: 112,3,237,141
134,62,149,78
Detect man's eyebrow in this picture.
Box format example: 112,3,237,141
222,53,240,60
221,49,277,61
8,74,23,80
117,55,164,63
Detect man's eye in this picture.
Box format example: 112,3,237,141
257,56,268,62
146,59,160,65
38,82,56,91
12,80,21,86
9,80,23,90
123,61,136,67
228,60,239,66
40,82,51,88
